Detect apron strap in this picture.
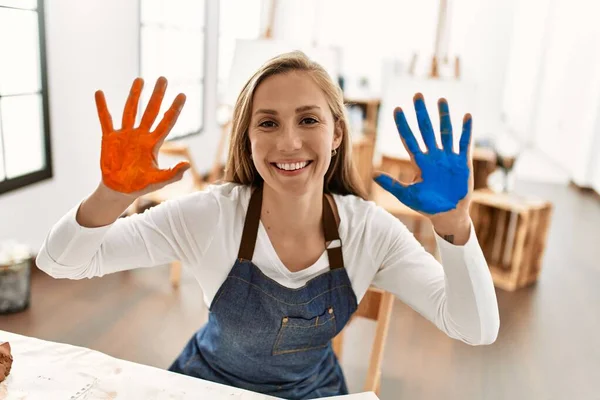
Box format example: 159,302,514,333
322,194,344,270
237,185,345,270
237,185,263,261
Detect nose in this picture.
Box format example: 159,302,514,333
277,125,302,153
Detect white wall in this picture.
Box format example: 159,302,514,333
589,98,600,193
434,0,519,126
449,0,517,139
0,0,221,252
530,0,600,186
269,0,516,139
501,0,553,145
502,0,600,188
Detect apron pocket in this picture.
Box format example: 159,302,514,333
273,307,336,355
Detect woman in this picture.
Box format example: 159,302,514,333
37,51,499,399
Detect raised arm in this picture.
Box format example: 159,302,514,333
369,208,499,345
36,190,219,280
371,94,499,345
36,77,216,279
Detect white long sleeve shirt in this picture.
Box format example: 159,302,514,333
36,182,499,345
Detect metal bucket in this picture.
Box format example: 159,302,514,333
0,257,32,314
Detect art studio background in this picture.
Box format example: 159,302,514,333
1,0,599,399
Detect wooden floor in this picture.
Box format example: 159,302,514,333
1,181,599,399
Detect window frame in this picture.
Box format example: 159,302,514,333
0,0,53,196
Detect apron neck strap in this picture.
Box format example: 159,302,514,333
237,185,344,270
322,194,344,270
237,185,263,262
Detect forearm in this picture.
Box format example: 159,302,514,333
371,215,499,346
36,183,136,278
434,227,500,345
37,189,179,279
76,182,135,228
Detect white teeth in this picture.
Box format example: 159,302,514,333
276,161,309,171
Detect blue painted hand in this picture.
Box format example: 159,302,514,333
374,93,473,215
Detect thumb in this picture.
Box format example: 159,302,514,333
155,161,190,184
373,173,413,204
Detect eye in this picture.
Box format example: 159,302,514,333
259,120,277,128
300,117,318,125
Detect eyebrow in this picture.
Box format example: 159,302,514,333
254,105,321,115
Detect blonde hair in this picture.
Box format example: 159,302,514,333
224,51,367,199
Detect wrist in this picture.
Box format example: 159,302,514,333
431,213,471,245
432,214,470,233
96,182,136,206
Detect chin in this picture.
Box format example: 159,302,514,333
265,177,322,198
272,180,314,197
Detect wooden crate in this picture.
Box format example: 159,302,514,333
470,190,553,291
472,147,497,190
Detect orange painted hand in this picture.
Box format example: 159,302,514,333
95,77,190,196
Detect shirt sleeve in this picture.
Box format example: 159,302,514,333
35,190,220,280
369,206,500,345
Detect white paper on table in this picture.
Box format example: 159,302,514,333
0,330,377,399
0,367,98,400
326,393,379,400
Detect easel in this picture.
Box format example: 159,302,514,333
207,0,282,181
407,0,461,80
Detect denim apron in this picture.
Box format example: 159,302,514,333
168,185,358,399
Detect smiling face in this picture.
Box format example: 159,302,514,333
248,71,342,195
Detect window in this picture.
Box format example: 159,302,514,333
0,0,52,195
139,0,207,140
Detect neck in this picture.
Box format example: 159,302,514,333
261,184,323,238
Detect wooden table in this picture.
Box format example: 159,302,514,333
0,330,379,400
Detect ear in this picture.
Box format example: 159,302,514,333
332,119,344,150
